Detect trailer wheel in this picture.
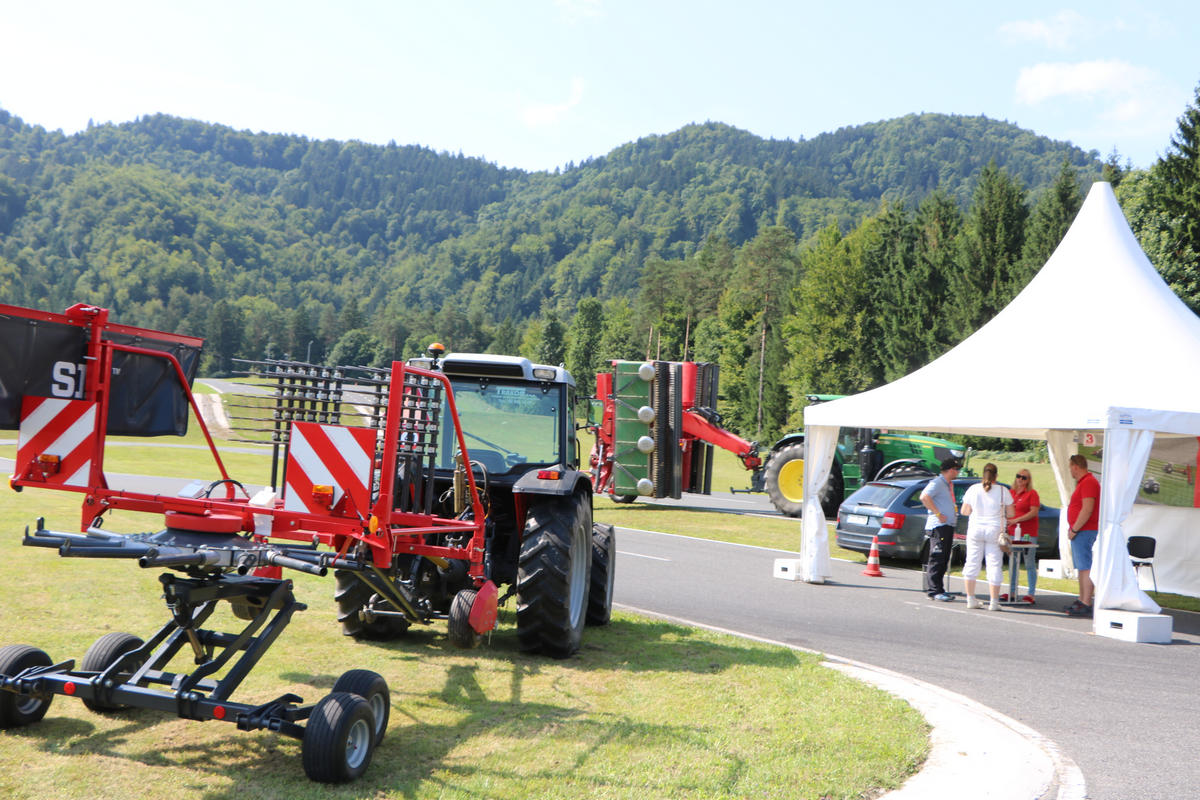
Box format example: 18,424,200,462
332,670,390,743
0,644,53,728
334,570,410,640
80,632,144,713
586,522,616,626
517,493,592,658
764,444,843,519
447,589,482,650
302,692,376,783
610,494,637,504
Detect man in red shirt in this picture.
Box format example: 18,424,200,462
1065,454,1100,616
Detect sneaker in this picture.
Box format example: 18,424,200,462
933,592,954,602
965,596,981,609
1022,595,1036,605
1063,599,1083,613
1067,603,1093,618
987,600,1001,611
999,593,1010,602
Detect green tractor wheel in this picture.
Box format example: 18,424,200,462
764,443,844,519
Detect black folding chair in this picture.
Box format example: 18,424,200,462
1127,535,1158,594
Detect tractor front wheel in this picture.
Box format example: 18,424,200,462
516,494,593,658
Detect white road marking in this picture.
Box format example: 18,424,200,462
616,550,671,561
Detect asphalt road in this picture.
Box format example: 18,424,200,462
612,522,1200,800
8,438,1194,799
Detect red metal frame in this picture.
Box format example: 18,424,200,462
589,362,761,498
6,303,490,586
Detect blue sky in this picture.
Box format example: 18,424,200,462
3,1,1197,172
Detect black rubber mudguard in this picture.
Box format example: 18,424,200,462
512,466,592,497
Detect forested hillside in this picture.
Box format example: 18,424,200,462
10,99,1188,445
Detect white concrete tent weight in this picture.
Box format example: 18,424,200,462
799,182,1200,627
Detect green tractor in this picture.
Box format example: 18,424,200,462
762,395,971,518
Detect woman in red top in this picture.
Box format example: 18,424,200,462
1007,470,1041,603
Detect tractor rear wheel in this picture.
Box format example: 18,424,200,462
334,570,410,640
764,444,844,519
0,645,53,728
516,494,592,658
80,632,144,712
586,523,616,626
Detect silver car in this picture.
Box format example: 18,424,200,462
835,477,1060,561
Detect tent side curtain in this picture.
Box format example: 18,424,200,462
801,425,837,583
1094,426,1161,614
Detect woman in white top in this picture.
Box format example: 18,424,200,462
959,463,1014,611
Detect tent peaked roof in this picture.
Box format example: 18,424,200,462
805,181,1200,438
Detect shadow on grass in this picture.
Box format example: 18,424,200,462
313,610,805,676
9,658,749,799
5,612,790,798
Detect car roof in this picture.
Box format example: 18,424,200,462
861,477,984,491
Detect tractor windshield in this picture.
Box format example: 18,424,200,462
439,379,563,473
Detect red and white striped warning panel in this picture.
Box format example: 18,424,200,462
283,422,377,517
16,396,98,488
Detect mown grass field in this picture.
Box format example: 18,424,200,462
0,428,929,799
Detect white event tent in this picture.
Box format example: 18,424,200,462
799,182,1200,627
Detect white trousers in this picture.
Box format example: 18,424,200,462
962,524,1003,586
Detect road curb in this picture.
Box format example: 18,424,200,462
823,655,1086,800
617,602,1086,800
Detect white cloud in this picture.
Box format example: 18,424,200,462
999,10,1089,50
521,78,586,128
1015,60,1157,104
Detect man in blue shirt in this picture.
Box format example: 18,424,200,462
920,458,961,601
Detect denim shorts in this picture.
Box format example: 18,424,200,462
1071,529,1098,571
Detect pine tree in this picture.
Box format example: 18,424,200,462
911,190,962,362
863,203,917,383
565,298,603,394
947,162,1028,338
536,310,566,366
1019,160,1082,283
716,227,800,440
1148,81,1200,310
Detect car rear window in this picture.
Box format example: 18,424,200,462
844,483,903,508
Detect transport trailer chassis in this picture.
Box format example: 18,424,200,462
0,523,392,784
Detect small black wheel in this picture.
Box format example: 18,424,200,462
302,692,376,783
332,669,390,743
0,644,54,728
610,494,637,504
447,589,482,649
586,522,616,626
80,632,144,712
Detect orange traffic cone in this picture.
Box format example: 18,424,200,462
862,535,884,577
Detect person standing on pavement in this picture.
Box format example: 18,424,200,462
960,463,1015,611
1065,454,1100,617
920,458,961,602
1007,470,1041,603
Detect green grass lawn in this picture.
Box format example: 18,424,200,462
0,440,928,799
